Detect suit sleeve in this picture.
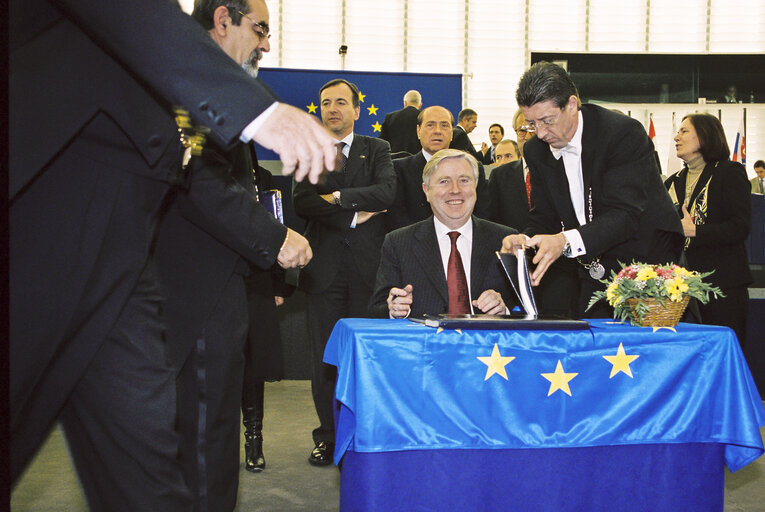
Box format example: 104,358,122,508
292,178,356,229
368,234,402,318
386,158,415,231
339,140,397,212
473,162,491,220
54,0,275,149
690,163,751,248
177,145,287,270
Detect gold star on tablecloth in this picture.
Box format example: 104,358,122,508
477,344,515,381
652,326,677,333
602,343,640,378
541,360,578,397
306,102,318,114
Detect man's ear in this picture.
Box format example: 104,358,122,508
212,5,231,34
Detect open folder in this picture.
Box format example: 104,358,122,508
495,249,537,317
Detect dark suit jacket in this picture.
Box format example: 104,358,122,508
293,134,396,294
665,160,753,289
523,104,683,266
379,105,421,155
155,143,287,370
450,125,481,158
481,146,496,165
369,216,518,318
487,160,530,231
10,0,280,475
387,151,491,231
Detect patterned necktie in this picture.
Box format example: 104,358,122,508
525,168,532,209
447,231,470,314
760,179,764,194
336,142,347,173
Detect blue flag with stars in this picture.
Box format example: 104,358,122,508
254,67,462,160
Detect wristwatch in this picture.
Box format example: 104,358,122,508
333,191,341,205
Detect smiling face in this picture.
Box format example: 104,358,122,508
423,156,477,230
520,96,579,150
674,118,702,162
320,82,360,139
417,107,453,154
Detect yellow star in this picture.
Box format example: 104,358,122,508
436,327,444,334
358,92,366,103
306,102,318,114
541,360,578,397
602,343,640,378
652,326,677,333
477,344,515,381
367,104,379,116
372,121,382,132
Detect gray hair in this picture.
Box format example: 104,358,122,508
403,90,422,108
422,149,480,187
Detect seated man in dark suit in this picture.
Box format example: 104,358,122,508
379,89,422,155
387,106,490,231
370,149,517,319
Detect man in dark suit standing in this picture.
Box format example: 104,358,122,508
479,123,505,164
155,2,313,510
450,108,481,158
379,89,422,155
370,149,516,319
9,0,334,509
387,106,490,231
502,62,683,318
293,78,396,466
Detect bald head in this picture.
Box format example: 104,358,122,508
403,90,422,108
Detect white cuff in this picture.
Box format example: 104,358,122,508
562,229,586,257
239,102,279,143
350,212,358,228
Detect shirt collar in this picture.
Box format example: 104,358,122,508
422,149,433,162
433,215,473,241
550,110,583,160
334,132,355,153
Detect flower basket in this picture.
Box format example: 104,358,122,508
587,261,723,327
626,296,690,327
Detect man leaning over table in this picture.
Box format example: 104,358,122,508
369,149,517,319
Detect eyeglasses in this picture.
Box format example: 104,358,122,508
524,113,562,132
237,10,271,40
516,125,536,134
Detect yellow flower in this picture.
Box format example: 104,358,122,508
636,267,658,281
606,281,619,305
674,266,693,278
665,277,689,301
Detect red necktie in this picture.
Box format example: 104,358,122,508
525,168,531,209
447,231,470,314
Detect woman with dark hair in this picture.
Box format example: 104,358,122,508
666,113,752,346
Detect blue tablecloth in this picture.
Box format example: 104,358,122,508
324,318,765,473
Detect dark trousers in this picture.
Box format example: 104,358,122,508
699,286,749,349
306,256,373,445
176,274,248,512
60,263,192,512
10,113,191,510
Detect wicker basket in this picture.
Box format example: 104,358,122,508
626,296,690,327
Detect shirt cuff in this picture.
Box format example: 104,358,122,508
239,102,279,143
563,229,586,257
350,212,358,228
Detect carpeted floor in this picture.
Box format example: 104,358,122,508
10,381,765,511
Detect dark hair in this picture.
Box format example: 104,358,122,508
192,0,249,30
416,106,454,127
489,123,505,136
755,160,765,169
319,79,360,108
457,108,477,122
516,61,580,110
682,113,730,163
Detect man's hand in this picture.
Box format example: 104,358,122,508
274,296,285,307
387,284,413,319
473,289,505,315
680,204,696,237
277,228,312,269
501,232,566,286
500,234,529,254
480,142,489,155
252,103,336,185
356,210,387,225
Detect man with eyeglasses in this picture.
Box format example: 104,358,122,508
501,61,683,319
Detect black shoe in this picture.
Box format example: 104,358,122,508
245,434,265,472
308,441,334,466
